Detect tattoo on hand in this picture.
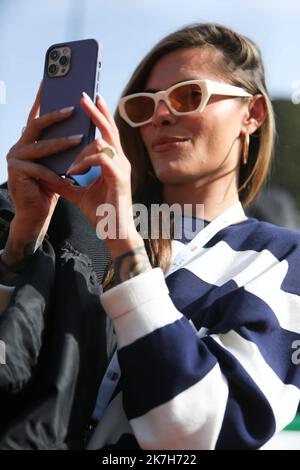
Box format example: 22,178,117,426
114,246,152,285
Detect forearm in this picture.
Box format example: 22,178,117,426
2,216,47,266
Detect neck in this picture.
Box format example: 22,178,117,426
162,171,240,221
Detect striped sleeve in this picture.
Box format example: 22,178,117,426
100,257,300,449
101,268,227,449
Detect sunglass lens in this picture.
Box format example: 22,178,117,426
169,84,202,112
124,96,155,124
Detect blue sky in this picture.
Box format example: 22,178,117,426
0,0,299,182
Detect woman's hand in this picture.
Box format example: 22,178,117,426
49,93,144,260
2,84,82,267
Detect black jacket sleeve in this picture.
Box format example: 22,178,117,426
0,187,112,449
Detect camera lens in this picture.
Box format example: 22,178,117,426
48,64,57,75
59,55,68,66
50,49,59,61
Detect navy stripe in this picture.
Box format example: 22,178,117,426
118,317,217,420
203,336,276,449
203,218,300,295
167,268,239,320
166,267,219,313
167,269,276,336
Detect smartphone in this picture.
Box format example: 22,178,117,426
39,39,101,175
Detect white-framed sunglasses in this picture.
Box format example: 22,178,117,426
118,79,252,128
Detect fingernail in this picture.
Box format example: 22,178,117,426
68,134,83,141
97,93,106,104
60,106,75,114
82,91,94,104
66,162,78,174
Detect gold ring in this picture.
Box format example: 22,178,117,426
102,146,116,159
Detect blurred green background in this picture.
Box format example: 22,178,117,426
271,99,300,208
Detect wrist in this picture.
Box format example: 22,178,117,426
3,217,45,266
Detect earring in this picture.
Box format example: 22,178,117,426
243,133,250,165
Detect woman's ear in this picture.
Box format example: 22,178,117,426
242,95,267,135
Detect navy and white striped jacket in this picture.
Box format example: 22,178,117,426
88,209,300,450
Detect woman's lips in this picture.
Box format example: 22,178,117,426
152,139,189,152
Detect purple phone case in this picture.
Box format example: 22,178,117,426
39,39,100,174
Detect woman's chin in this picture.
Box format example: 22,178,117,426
154,166,191,185
153,165,174,180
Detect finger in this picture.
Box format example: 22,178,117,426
20,106,75,144
13,158,77,191
13,135,83,160
69,138,102,167
80,93,116,144
27,81,43,124
67,152,118,179
66,137,114,170
22,164,83,206
96,94,118,131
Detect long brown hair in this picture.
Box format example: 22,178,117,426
103,23,275,290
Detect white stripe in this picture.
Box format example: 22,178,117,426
130,363,228,450
185,241,280,287
87,392,134,449
113,293,183,349
210,331,300,432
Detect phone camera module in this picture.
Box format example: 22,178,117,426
59,56,69,66
50,49,60,61
47,46,70,77
48,64,58,75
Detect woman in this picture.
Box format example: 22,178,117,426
1,23,300,450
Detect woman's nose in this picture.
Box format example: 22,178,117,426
151,100,177,126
